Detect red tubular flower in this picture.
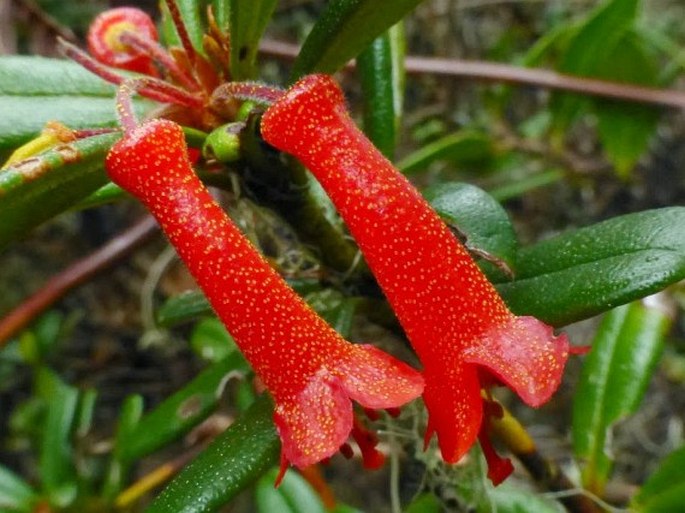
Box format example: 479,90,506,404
87,7,158,75
105,118,423,479
260,74,570,484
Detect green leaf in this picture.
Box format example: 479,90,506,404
0,464,38,513
397,131,494,175
36,367,79,508
633,445,685,513
489,168,564,202
145,395,280,513
119,354,248,464
497,207,685,326
424,182,517,273
157,290,212,327
594,32,660,177
103,394,144,501
229,0,277,79
211,0,230,32
551,0,640,135
405,493,441,513
304,289,358,338
572,301,668,493
0,56,147,152
73,182,126,211
191,317,240,362
357,23,405,159
256,468,326,513
157,276,325,328
483,482,564,513
291,0,425,79
0,132,119,249
161,0,209,54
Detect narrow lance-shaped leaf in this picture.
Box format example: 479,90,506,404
255,468,326,513
497,207,685,326
551,0,639,136
594,32,660,177
102,394,144,502
357,23,405,159
36,367,79,508
229,0,278,79
117,353,249,464
291,0,425,79
396,130,494,176
0,56,148,152
0,132,119,250
572,300,669,495
632,445,685,513
145,396,280,513
0,464,38,513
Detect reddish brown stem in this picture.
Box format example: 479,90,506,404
0,216,158,347
58,38,202,108
258,38,685,109
211,81,285,107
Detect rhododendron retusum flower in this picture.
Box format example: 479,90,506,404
260,74,571,484
105,117,424,481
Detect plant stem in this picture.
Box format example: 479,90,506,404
258,38,685,109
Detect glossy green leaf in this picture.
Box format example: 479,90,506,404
0,464,38,513
0,56,148,152
291,0,424,79
229,0,277,79
0,132,118,249
424,182,517,273
551,0,639,135
256,468,326,513
357,23,405,159
497,207,685,326
573,301,668,493
36,367,79,508
145,395,279,513
633,445,685,513
119,354,248,464
595,32,660,177
397,131,494,175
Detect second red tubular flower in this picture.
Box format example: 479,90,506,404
260,74,571,484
